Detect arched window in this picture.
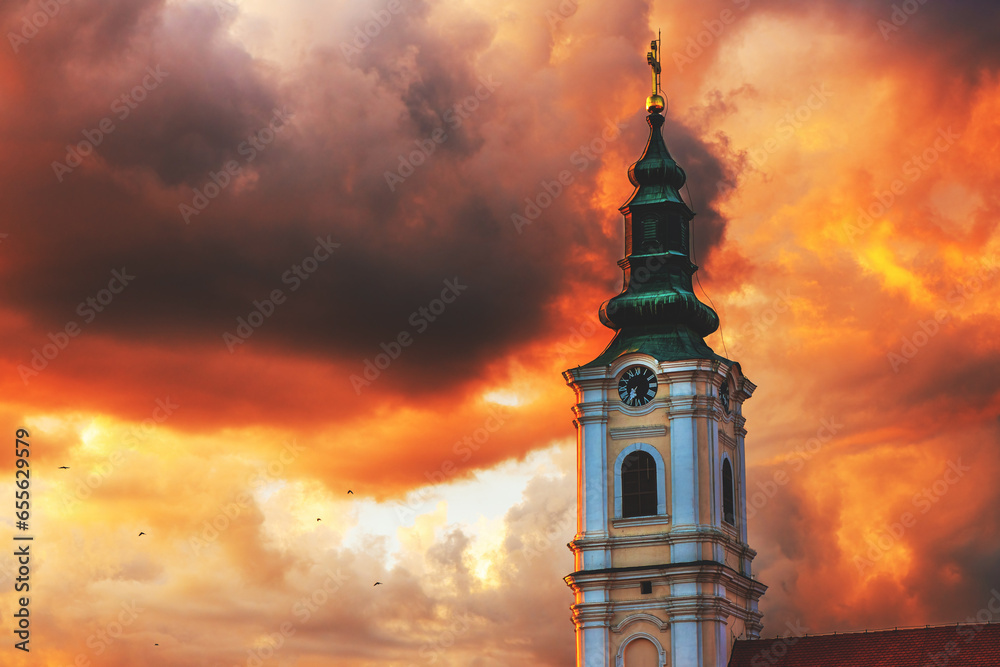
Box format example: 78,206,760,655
722,458,735,525
622,451,657,518
614,444,667,520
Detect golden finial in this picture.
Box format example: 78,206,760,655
646,30,666,114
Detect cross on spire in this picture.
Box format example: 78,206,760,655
645,30,666,114
646,31,662,97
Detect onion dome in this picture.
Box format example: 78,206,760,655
584,83,725,367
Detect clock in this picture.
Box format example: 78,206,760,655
720,382,731,413
617,365,658,407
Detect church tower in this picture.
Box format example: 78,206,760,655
563,38,766,667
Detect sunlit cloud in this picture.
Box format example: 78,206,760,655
0,0,998,664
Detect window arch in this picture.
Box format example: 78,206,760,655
624,637,659,666
616,631,668,667
722,457,735,525
613,443,667,519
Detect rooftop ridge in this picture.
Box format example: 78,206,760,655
748,619,999,641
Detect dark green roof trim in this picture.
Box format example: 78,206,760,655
583,324,730,368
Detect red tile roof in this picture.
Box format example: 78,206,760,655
728,623,1000,667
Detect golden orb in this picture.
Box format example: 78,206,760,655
646,93,666,114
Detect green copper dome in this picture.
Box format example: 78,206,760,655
584,103,726,368
624,112,688,209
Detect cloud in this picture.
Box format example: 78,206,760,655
1,0,998,663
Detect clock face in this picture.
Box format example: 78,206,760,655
720,382,731,412
617,365,658,407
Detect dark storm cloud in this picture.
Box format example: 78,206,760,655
901,478,1000,623
661,116,732,271
3,0,281,185
3,0,738,396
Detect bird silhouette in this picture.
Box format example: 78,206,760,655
347,490,353,495
316,518,321,521
373,582,382,586
58,466,69,469
138,532,146,536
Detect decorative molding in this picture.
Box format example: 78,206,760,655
613,613,669,634
609,354,660,376
610,424,667,440
612,514,671,529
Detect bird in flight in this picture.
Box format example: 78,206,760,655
347,490,353,494
316,518,321,521
373,582,382,586
138,532,146,536
59,466,70,469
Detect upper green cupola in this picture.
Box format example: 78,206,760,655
586,37,725,367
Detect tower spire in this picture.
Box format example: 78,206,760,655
585,36,723,367
563,39,765,667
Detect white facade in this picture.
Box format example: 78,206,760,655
564,355,766,667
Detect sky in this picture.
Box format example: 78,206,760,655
0,0,998,664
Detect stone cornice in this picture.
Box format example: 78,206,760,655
735,376,757,400
565,560,768,607
567,601,614,629
565,365,611,381
570,525,756,556
570,396,724,421
572,410,609,425
658,359,722,375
